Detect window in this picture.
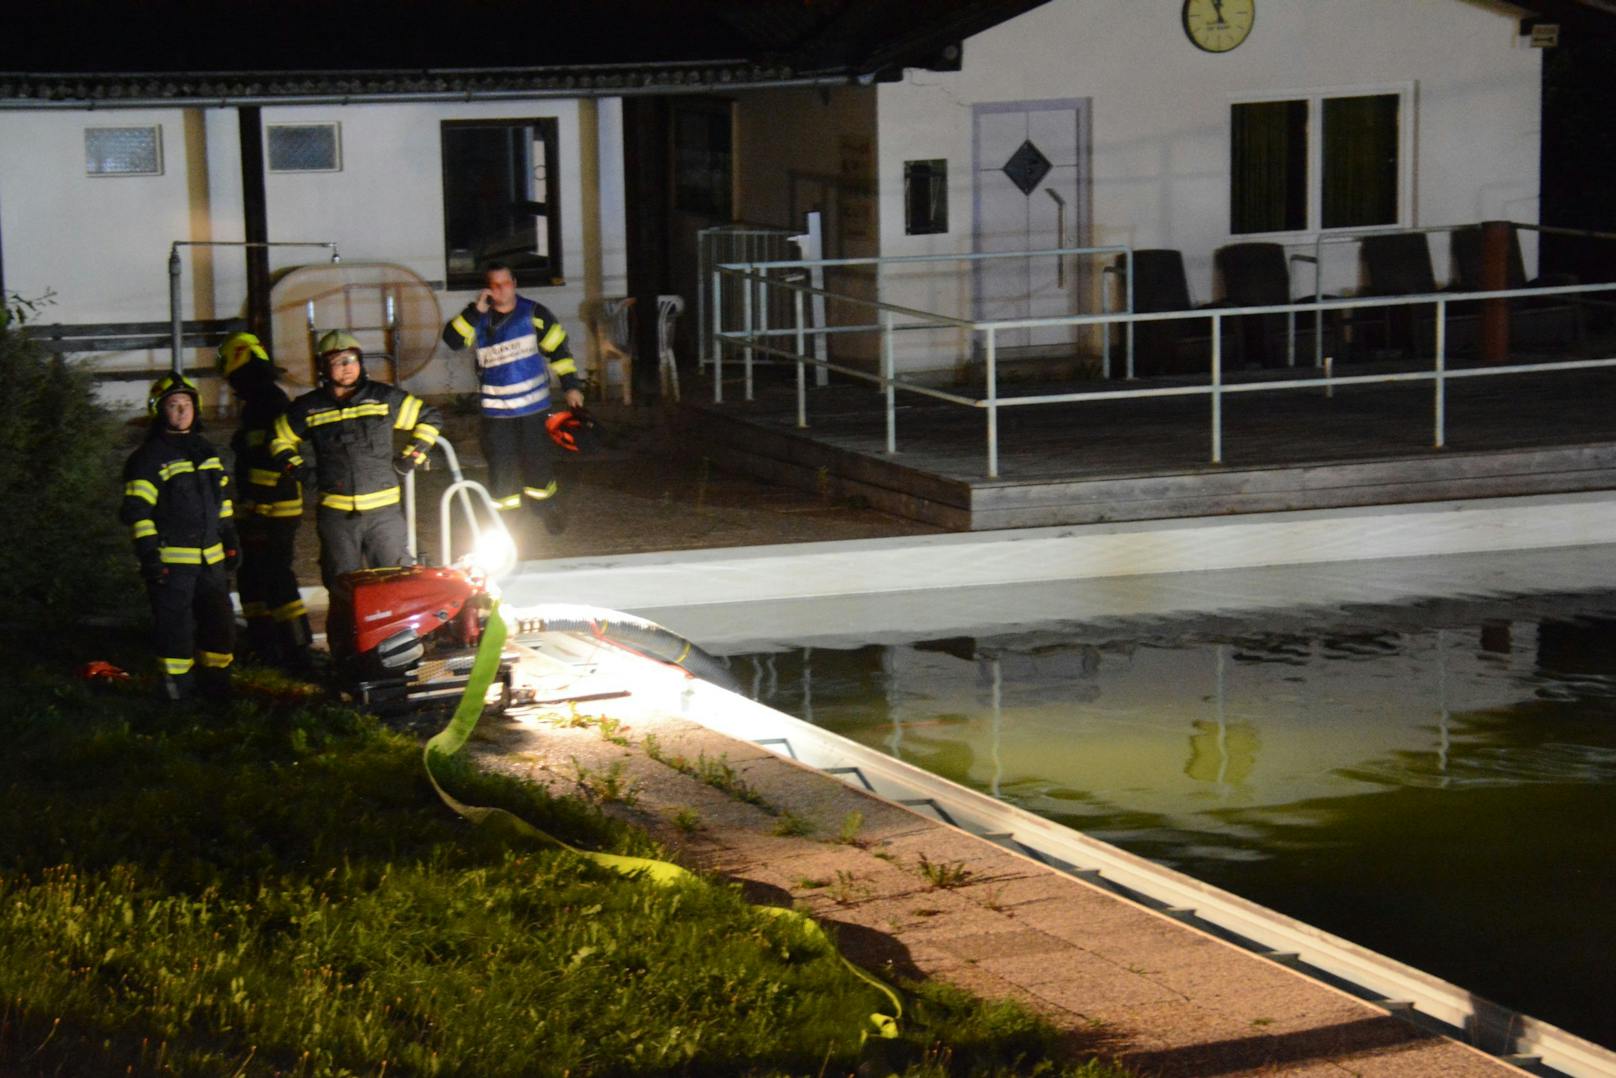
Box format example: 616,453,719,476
85,126,161,176
440,118,562,289
904,159,949,235
1230,89,1407,235
672,102,733,219
268,123,341,172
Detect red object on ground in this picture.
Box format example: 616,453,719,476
78,661,131,682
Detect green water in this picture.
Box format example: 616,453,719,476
732,601,1616,1047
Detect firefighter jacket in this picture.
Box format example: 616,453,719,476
269,378,442,513
121,428,237,567
441,296,581,418
230,382,303,519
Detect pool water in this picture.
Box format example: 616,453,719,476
728,585,1616,1047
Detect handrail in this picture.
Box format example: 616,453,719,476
716,261,1616,479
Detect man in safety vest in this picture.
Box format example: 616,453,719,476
440,262,584,544
269,330,443,590
120,373,239,701
218,331,312,668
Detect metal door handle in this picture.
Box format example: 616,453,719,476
1045,188,1066,288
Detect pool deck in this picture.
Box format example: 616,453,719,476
462,632,1538,1077
681,360,1616,530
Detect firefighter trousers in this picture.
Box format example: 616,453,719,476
148,563,234,700
317,504,409,590
238,515,311,662
481,411,559,514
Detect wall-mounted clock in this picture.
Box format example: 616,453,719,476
1182,0,1255,53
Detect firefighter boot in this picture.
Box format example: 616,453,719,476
276,617,315,673
198,665,233,702
245,616,282,665
157,671,196,702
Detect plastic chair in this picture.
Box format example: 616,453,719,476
656,295,684,402
1112,249,1235,376
1357,232,1467,358
1214,242,1337,368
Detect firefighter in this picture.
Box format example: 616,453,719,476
120,373,238,701
440,261,584,545
270,330,443,590
218,331,312,667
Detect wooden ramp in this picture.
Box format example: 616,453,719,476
679,365,1616,530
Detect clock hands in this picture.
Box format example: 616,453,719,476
1210,0,1228,28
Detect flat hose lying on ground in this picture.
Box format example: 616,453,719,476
507,603,738,692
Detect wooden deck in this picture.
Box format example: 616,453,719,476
679,360,1616,530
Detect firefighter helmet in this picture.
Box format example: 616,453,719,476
315,329,365,382
146,372,201,417
544,407,603,453
216,331,270,378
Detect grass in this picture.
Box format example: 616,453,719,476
0,628,1130,1076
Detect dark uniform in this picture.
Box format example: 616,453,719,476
219,332,311,665
120,374,237,701
269,336,442,590
441,292,581,528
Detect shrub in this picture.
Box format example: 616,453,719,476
0,293,142,626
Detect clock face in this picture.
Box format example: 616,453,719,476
1183,0,1255,53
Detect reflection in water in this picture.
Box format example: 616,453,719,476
733,595,1616,1048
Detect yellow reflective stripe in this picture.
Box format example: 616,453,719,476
203,543,225,564
158,459,196,481
523,483,558,501
270,413,301,456
125,479,158,504
199,457,223,471
161,656,195,675
307,402,390,427
254,500,303,518
494,494,523,511
198,650,233,670
219,500,234,519
271,598,307,622
395,395,422,429
131,520,157,540
412,422,440,447
450,314,474,344
242,601,270,618
158,543,225,565
539,324,567,353
550,357,578,377
319,487,400,512
248,468,283,486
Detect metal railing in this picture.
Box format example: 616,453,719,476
696,225,801,373
167,239,340,373
713,254,1616,479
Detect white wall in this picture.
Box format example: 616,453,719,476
875,0,1543,376
0,96,627,410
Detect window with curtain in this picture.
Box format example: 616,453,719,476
440,118,562,289
1230,90,1404,235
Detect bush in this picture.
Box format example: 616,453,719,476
0,292,140,626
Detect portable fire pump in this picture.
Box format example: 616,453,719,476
321,432,733,719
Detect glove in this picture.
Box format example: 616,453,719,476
222,546,241,572
392,446,427,476
283,458,315,489
139,555,168,587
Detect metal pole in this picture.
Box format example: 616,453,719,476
1286,309,1296,367
1125,248,1136,379
1211,312,1223,464
742,267,755,403
167,245,183,374
986,326,999,478
1434,298,1447,449
756,266,769,403
696,228,709,372
711,268,724,403
795,287,807,429
883,310,896,455
1100,265,1113,380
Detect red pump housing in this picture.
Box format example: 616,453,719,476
326,565,487,666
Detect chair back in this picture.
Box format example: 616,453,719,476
1121,250,1194,313
1215,242,1291,305
1360,232,1438,296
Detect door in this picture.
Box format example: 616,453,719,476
972,100,1089,356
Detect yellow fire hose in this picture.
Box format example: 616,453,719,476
421,600,901,1044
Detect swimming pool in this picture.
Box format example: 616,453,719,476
710,547,1616,1049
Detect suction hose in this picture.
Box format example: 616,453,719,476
508,603,738,692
